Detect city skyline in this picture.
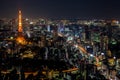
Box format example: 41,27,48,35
0,0,120,19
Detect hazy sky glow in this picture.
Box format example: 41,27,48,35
0,0,120,19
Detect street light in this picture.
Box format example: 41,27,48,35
101,52,105,60
101,53,104,72
113,56,116,70
90,54,94,64
101,53,104,56
113,56,116,59
90,54,94,57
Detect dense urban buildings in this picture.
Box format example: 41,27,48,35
0,10,120,80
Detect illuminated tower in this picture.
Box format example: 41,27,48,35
16,10,26,45
18,10,23,32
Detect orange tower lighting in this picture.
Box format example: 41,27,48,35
18,10,22,32
16,10,26,45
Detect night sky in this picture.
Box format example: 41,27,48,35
0,0,120,19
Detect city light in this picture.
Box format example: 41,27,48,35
90,54,94,57
16,36,26,45
114,56,116,59
0,7,120,79
75,45,78,48
101,53,104,55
